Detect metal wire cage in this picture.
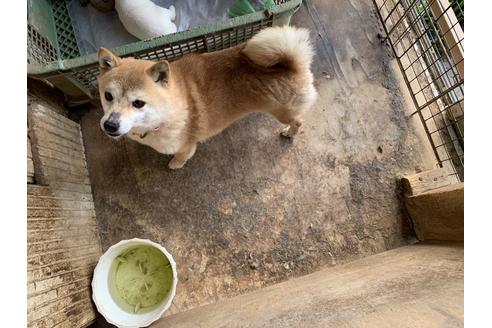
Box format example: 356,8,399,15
373,0,464,181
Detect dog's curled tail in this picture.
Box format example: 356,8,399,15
242,26,314,72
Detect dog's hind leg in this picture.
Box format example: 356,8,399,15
168,142,197,170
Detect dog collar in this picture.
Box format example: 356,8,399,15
134,126,160,139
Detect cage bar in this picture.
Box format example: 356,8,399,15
373,0,464,181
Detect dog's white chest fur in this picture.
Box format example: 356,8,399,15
127,128,183,155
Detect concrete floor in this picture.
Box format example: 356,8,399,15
154,242,464,328
75,0,436,317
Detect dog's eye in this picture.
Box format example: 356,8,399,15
132,100,146,108
104,92,113,101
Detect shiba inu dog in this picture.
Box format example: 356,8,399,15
97,26,317,169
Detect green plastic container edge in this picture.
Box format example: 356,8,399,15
28,0,302,77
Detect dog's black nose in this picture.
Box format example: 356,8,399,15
103,120,119,133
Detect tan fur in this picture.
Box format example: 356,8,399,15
97,26,317,169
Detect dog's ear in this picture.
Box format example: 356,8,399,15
98,47,121,73
146,60,170,85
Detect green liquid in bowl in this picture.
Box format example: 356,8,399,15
110,245,173,313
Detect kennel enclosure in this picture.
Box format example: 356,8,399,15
27,1,464,327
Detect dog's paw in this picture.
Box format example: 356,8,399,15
168,157,186,170
280,126,293,138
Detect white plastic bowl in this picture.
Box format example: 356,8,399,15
92,238,178,328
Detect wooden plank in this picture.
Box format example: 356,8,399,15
28,261,96,284
36,144,87,163
28,184,93,201
29,130,85,154
27,103,100,327
27,246,100,266
28,208,96,219
27,226,99,244
28,295,93,328
401,168,454,196
31,130,85,157
37,158,89,178
406,183,464,241
28,158,35,181
29,273,86,296
30,103,80,129
28,196,95,210
27,254,99,281
28,218,97,231
29,281,92,312
28,236,98,256
31,118,83,145
28,135,33,158
28,134,35,182
51,303,95,328
39,182,92,194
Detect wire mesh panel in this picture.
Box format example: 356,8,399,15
51,0,81,59
27,24,57,65
70,18,274,96
373,0,464,181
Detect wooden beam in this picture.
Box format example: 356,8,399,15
27,103,101,327
402,169,463,241
401,168,454,196
27,133,35,183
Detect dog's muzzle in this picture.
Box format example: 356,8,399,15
103,112,121,136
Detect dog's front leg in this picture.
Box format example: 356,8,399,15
168,143,197,170
280,117,303,138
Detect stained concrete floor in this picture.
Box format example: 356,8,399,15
74,0,437,318
155,242,464,328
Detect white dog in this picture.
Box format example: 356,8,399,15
115,0,177,40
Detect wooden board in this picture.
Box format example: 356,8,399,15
27,103,101,328
401,168,454,196
28,134,35,183
406,183,464,241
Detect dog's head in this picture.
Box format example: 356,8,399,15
97,48,175,138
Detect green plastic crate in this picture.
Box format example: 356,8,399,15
27,0,302,106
